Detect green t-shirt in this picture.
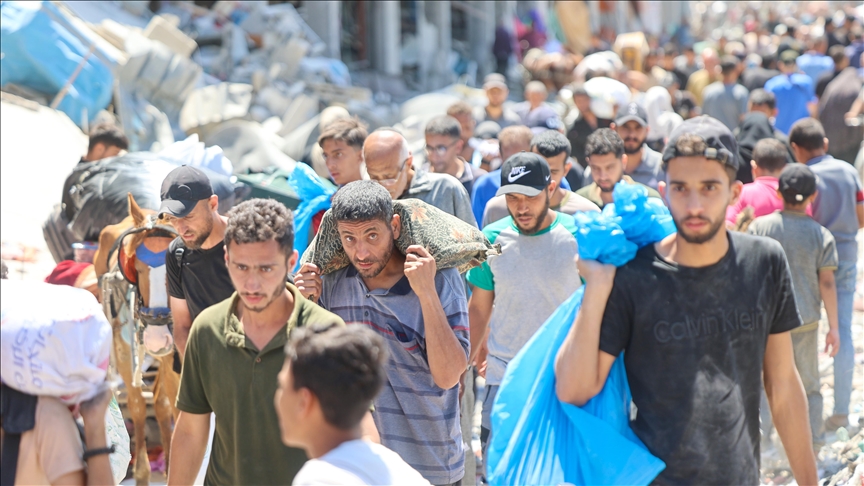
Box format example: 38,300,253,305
177,283,345,485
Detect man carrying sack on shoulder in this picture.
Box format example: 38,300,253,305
296,181,470,486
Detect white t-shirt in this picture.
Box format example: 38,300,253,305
292,440,431,486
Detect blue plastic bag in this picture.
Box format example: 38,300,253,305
288,164,336,271
488,289,665,485
488,182,676,485
1,1,114,128
600,183,676,249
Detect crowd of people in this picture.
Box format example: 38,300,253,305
5,5,864,486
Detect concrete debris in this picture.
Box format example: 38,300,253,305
3,0,476,175
180,83,253,133
143,14,197,58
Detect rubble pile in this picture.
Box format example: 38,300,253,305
0,0,405,173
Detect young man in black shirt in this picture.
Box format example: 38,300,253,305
555,116,818,485
159,166,234,366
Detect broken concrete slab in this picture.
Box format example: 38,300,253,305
180,82,253,132
257,86,293,117
278,94,319,137
143,14,197,58
271,37,310,81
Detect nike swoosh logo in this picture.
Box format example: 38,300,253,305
508,170,531,183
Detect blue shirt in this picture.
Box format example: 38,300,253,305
765,73,816,134
471,168,570,224
805,154,864,262
796,53,834,83
318,265,470,485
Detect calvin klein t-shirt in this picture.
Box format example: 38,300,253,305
598,232,801,485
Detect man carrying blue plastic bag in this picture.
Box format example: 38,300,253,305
555,116,818,485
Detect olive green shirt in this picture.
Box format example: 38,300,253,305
177,283,345,485
575,175,662,209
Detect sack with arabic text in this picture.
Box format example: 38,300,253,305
0,280,112,405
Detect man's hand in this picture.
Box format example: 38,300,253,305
295,262,323,302
404,245,437,295
825,328,840,357
79,385,112,427
473,338,488,378
576,255,617,287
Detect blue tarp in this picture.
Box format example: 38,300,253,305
288,163,337,272
488,183,675,485
1,1,114,127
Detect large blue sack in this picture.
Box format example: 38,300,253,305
1,1,114,127
488,183,675,485
288,163,337,272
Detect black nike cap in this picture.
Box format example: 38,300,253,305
496,152,551,197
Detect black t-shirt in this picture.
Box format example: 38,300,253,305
166,238,235,321
598,232,801,485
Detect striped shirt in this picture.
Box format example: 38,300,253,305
319,265,470,485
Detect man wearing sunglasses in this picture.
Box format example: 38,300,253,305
363,128,476,226
424,115,488,197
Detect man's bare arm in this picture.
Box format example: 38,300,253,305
170,296,193,360
555,259,618,406
764,332,818,485
467,287,494,364
819,269,840,356
167,412,211,485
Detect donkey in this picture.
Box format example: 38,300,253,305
94,194,180,485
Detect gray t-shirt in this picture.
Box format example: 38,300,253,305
465,213,583,385
481,190,600,227
701,81,750,131
319,266,470,485
402,169,477,227
806,155,864,262
749,211,838,328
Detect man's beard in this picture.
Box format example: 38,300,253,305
623,137,645,155
241,278,286,313
597,182,616,193
509,194,551,235
676,215,725,244
185,216,214,250
351,240,394,279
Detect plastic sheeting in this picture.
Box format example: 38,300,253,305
287,163,336,272
0,1,114,128
66,152,237,241
487,182,675,486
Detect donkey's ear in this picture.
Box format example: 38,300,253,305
128,193,146,226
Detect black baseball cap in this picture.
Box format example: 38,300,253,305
159,165,214,218
662,115,740,171
615,102,648,127
496,152,551,197
779,164,817,202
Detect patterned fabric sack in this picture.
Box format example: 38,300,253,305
301,199,500,274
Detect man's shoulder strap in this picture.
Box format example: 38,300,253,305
169,238,186,280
